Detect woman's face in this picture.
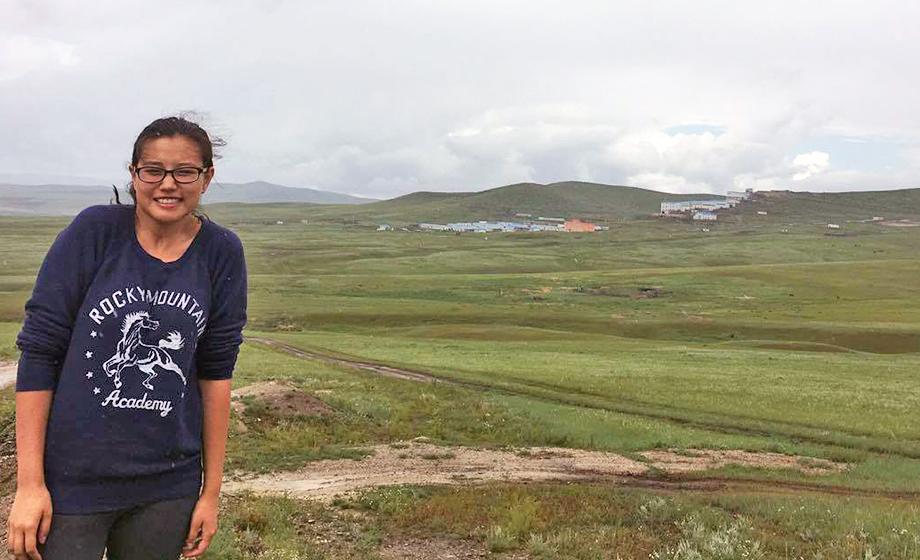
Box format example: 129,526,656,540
130,135,214,228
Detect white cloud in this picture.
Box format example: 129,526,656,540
626,172,715,194
1,1,919,195
792,151,831,181
0,35,79,81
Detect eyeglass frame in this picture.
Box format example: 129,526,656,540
132,166,210,184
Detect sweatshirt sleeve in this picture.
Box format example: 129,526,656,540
16,208,104,391
195,230,247,380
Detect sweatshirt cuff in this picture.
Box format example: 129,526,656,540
15,351,60,391
196,352,238,381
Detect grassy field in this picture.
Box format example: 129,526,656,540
1,199,919,558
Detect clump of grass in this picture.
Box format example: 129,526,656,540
651,513,764,560
526,532,559,557
636,496,685,525
486,525,516,552
420,451,455,460
502,494,541,540
528,527,608,558
344,485,435,516
481,493,545,552
209,492,327,560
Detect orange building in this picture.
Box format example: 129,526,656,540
564,218,597,232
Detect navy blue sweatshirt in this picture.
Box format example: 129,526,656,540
15,204,247,514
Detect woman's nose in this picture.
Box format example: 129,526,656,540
159,173,179,189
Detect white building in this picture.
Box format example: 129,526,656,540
661,199,732,215
419,223,450,231
693,211,718,221
727,188,754,200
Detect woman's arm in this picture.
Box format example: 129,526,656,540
8,209,108,559
184,230,246,557
182,378,231,558
7,390,54,559
199,378,232,498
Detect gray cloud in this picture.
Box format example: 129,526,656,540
2,0,919,196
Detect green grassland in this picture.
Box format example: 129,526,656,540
2,190,920,558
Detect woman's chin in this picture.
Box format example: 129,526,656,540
138,202,194,225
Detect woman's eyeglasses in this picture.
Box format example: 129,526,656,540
134,166,208,184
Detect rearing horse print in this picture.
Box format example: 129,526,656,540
102,311,187,390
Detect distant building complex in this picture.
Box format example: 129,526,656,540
659,188,755,222
416,217,606,233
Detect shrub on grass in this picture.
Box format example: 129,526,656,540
486,525,516,552
651,513,764,560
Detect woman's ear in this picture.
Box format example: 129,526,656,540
127,165,138,190
201,167,215,194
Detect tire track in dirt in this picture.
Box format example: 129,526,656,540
248,337,920,459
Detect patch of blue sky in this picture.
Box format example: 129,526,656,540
664,124,726,136
795,136,904,172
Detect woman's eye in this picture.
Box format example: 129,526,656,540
175,169,198,178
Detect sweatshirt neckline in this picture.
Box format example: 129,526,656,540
129,211,207,267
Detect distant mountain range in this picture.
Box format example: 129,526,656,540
0,181,373,215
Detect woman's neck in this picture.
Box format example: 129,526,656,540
134,211,202,260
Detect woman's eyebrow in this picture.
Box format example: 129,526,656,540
137,160,201,167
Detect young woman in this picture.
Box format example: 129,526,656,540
6,116,247,559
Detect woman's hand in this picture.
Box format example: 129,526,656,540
7,484,52,560
182,493,219,558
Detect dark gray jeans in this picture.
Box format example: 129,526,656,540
38,495,199,560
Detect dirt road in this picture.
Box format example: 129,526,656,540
223,439,847,502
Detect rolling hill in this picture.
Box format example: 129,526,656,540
249,181,729,225
728,189,920,224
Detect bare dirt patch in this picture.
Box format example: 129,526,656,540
750,342,851,353
566,285,667,299
0,361,17,390
231,380,335,418
223,440,846,502
0,493,12,532
378,536,491,560
641,449,847,475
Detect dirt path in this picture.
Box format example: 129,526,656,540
223,439,848,502
0,361,16,390
249,337,443,384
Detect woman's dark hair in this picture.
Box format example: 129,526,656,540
118,114,225,204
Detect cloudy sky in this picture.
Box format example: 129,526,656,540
2,0,919,198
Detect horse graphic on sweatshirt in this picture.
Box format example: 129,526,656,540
102,311,187,390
